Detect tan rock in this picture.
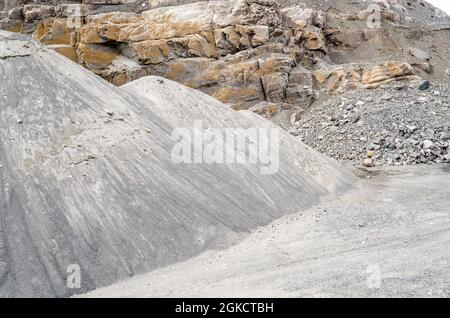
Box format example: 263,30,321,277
412,62,432,74
281,7,326,29
248,102,281,119
315,61,417,94
257,55,295,102
78,43,119,70
160,47,298,108
214,25,269,55
131,33,217,64
301,27,326,52
241,25,269,46
131,39,171,64
362,62,415,88
212,0,282,28
23,5,55,22
187,33,218,58
49,44,78,62
213,87,262,109
33,19,75,46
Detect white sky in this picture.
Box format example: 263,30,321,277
426,0,450,14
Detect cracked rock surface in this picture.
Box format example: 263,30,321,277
2,0,449,127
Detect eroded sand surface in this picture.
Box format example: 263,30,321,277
0,31,354,297
83,165,450,298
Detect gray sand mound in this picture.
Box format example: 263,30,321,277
0,31,354,297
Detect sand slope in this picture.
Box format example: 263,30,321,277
0,31,354,297
83,165,450,298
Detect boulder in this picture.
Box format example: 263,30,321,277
314,61,417,94
362,62,416,88
409,47,430,61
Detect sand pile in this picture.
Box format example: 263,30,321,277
0,31,354,297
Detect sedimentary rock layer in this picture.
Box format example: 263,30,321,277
2,0,439,126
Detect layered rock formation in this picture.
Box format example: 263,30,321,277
1,0,449,127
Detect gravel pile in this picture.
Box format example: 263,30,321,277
292,81,450,167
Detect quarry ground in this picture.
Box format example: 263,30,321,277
82,164,450,298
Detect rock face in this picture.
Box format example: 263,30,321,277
75,0,323,127
3,0,448,127
314,61,417,93
0,31,355,297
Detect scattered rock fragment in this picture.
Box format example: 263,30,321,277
409,47,430,61
289,128,300,136
362,158,375,167
422,140,434,149
440,132,450,141
418,80,430,91
295,82,450,167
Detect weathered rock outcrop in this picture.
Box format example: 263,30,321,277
314,61,418,93
73,0,325,125
1,0,449,127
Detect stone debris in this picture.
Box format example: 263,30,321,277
418,80,430,91
294,81,450,167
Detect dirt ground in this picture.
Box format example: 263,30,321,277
81,164,450,298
